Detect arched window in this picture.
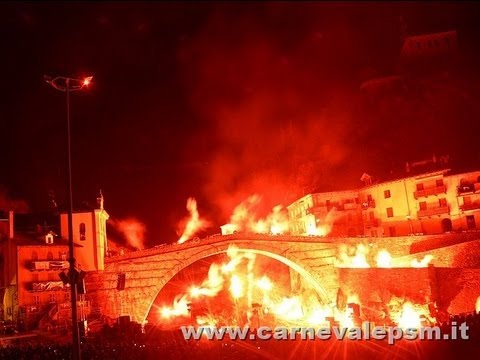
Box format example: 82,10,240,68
47,251,53,260
79,223,86,241
32,251,38,261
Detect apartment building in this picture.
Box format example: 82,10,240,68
287,168,480,237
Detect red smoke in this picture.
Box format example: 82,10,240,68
178,6,356,221
0,186,29,213
110,217,146,250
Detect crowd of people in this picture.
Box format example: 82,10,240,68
1,313,480,359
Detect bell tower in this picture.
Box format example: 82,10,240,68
60,191,109,271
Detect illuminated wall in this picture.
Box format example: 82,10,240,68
287,169,480,237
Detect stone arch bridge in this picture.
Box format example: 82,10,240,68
85,234,342,324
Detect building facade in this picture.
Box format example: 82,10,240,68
287,168,480,237
0,204,109,330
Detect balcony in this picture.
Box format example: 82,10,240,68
363,219,379,227
30,261,69,271
417,205,450,218
457,183,480,195
361,200,376,209
414,185,446,199
344,203,361,210
460,202,480,212
31,281,69,292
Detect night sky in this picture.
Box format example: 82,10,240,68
1,2,480,246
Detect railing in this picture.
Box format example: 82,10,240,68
31,281,69,292
361,200,376,209
414,185,446,199
343,203,361,210
30,261,69,271
460,203,480,211
59,300,91,310
363,219,379,227
417,205,450,217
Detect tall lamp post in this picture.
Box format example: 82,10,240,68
45,75,93,360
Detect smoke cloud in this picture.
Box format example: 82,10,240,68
110,217,146,250
178,5,359,222
0,186,29,213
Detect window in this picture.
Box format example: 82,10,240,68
32,251,38,261
420,202,427,211
384,190,391,199
387,207,394,218
436,179,444,187
464,196,472,205
32,274,39,282
64,292,70,302
61,252,67,261
439,198,447,207
33,295,40,305
79,223,86,241
47,251,53,261
416,183,424,191
49,293,56,303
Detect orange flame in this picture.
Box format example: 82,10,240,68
411,255,434,268
336,244,370,268
305,209,336,236
376,249,392,268
397,302,422,329
160,294,189,318
229,274,244,299
225,195,289,235
178,197,210,244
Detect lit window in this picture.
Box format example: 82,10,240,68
387,207,394,218
384,190,391,199
416,184,424,191
79,223,86,241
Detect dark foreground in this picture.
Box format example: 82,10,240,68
1,329,479,360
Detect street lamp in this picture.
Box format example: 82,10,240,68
45,75,93,360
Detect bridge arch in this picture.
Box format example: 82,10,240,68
141,240,333,325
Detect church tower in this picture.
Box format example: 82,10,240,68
60,191,109,271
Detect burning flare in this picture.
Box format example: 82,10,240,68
336,244,370,268
411,255,434,268
178,197,210,244
376,249,392,268
221,195,289,235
